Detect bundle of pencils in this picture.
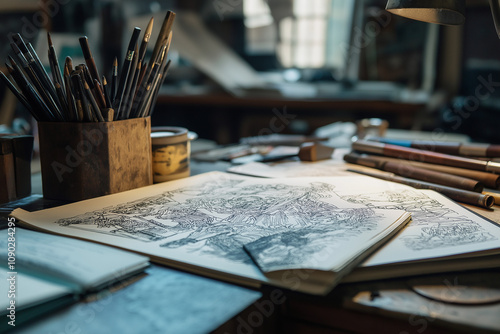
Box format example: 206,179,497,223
345,139,500,208
0,11,175,122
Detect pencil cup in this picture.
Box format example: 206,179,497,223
38,117,153,201
151,127,193,183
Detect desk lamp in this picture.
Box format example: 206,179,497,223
386,0,500,37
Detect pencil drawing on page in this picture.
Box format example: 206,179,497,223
338,188,497,251
244,222,374,272
56,178,380,264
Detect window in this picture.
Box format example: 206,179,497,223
244,0,356,70
243,0,437,91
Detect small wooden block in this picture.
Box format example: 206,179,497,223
298,142,335,162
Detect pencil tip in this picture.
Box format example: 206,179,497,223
47,32,53,46
84,81,89,89
102,76,107,85
145,17,154,40
113,57,118,66
65,56,73,68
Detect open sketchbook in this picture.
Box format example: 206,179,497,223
12,172,410,295
0,228,149,329
13,171,500,285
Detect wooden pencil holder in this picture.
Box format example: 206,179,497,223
38,117,153,202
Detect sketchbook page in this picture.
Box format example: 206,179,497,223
317,176,500,267
0,266,73,314
244,209,410,273
227,163,500,270
11,172,406,294
0,229,149,291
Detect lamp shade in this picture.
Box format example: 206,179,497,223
385,0,466,25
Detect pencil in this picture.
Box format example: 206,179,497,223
0,70,34,115
345,153,500,189
136,82,153,118
48,32,65,90
142,31,172,93
27,42,60,107
64,67,78,121
147,33,172,110
134,58,161,118
146,59,171,118
149,11,175,70
72,72,92,121
111,57,118,104
133,17,157,91
11,35,48,85
8,54,61,121
11,34,53,95
120,44,139,119
102,76,112,108
7,64,51,121
114,27,141,119
9,44,41,89
352,139,500,174
79,36,101,84
133,43,166,116
123,61,141,119
55,82,70,118
65,56,74,73
137,61,147,92
81,64,95,90
344,152,485,193
28,59,65,120
84,81,105,122
372,137,500,158
138,17,154,66
94,79,107,109
48,38,69,119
